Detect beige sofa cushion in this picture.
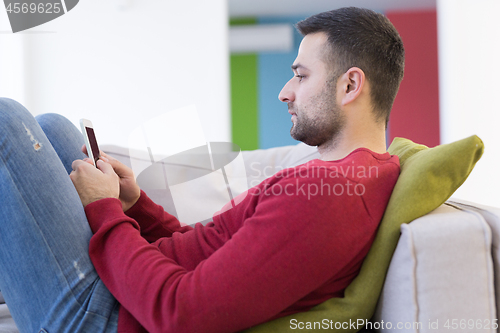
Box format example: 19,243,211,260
373,203,496,332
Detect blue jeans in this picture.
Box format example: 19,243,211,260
0,98,119,333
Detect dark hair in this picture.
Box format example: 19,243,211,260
296,7,405,125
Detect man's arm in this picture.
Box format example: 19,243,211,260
125,190,193,242
85,175,377,333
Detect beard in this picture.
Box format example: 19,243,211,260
289,87,345,148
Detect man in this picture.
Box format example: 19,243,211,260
0,7,403,333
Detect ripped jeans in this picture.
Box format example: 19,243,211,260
0,98,119,332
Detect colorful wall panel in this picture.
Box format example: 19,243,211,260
231,54,259,151
257,16,307,149
230,18,259,151
386,10,440,148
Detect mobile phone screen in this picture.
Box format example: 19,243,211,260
85,127,100,165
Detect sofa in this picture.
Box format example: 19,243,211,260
0,139,497,332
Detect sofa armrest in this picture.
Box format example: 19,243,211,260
447,199,500,324
373,203,496,332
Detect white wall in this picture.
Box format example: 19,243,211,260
438,0,500,207
0,0,229,148
0,13,25,103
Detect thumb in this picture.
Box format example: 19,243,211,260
96,159,115,175
101,153,132,178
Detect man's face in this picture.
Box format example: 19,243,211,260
278,32,345,147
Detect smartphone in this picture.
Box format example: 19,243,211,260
80,118,100,166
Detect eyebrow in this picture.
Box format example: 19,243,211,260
291,64,309,71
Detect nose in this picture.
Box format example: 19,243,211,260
278,79,295,103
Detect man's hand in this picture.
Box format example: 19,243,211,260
81,145,141,211
70,159,120,207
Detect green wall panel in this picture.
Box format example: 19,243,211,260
230,54,258,150
230,17,258,151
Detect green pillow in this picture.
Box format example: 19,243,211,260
243,135,484,332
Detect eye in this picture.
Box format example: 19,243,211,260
295,74,305,82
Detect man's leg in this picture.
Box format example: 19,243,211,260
0,98,119,333
35,112,88,174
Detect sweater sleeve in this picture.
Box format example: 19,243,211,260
125,190,193,243
86,176,377,333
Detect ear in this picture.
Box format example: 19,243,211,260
339,67,365,106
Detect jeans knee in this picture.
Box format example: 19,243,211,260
0,97,22,109
35,113,82,148
36,113,74,131
0,98,29,119
0,98,36,132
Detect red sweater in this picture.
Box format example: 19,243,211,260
85,148,400,333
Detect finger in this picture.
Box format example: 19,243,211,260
96,159,115,175
81,144,88,156
99,151,115,164
102,155,131,178
72,159,97,173
83,158,94,165
72,159,85,171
